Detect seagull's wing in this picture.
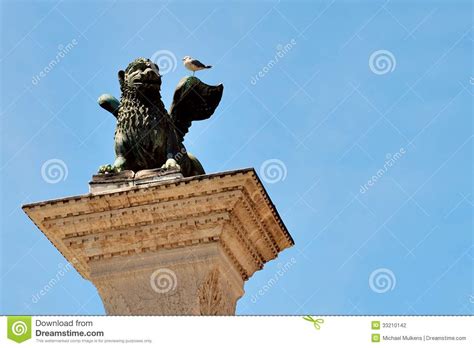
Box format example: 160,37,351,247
190,59,208,68
169,77,223,142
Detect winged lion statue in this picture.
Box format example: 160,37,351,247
97,57,223,177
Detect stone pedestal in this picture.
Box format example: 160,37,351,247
22,168,294,315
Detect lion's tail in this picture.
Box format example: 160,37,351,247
187,152,205,176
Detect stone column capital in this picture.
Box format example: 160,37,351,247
23,168,294,315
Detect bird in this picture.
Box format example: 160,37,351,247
182,56,212,76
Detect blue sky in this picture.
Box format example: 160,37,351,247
0,0,472,315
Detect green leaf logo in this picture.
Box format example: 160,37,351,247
7,316,32,343
303,315,324,330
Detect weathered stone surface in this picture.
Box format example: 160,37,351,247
23,168,294,315
90,168,183,194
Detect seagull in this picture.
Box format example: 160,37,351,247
182,56,212,76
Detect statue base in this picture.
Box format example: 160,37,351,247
23,168,294,315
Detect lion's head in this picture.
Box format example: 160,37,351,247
118,58,162,94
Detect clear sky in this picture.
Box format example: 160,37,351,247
0,0,472,315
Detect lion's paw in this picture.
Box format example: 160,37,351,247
98,164,118,174
161,159,181,171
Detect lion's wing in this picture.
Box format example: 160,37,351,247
169,77,224,142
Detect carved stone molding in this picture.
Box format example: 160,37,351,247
199,268,233,315
23,168,294,315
